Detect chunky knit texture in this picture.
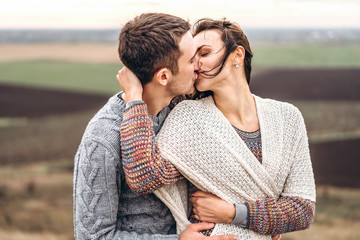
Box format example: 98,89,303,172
73,93,178,240
121,104,183,194
120,100,316,237
246,196,315,235
127,95,316,238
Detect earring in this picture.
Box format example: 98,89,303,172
235,64,240,68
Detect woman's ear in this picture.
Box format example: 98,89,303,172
232,46,246,66
154,68,172,86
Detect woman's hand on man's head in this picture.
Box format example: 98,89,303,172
116,67,143,102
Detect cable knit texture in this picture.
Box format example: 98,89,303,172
73,93,178,240
152,95,316,239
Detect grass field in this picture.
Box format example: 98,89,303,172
252,42,360,68
0,60,121,95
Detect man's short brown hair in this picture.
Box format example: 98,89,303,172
118,13,191,85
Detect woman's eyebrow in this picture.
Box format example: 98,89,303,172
190,45,211,62
196,44,211,53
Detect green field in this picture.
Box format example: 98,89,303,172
0,61,122,95
252,42,360,68
0,43,359,95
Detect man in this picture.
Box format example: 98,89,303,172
73,13,236,240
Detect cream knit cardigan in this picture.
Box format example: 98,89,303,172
154,95,316,239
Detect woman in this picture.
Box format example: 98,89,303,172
119,18,316,239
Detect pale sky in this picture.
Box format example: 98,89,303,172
1,0,360,29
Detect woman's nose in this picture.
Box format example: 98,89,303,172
194,58,201,71
194,61,199,71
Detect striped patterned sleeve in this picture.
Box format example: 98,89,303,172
245,196,316,235
120,103,183,194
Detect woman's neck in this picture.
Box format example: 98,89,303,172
212,79,259,132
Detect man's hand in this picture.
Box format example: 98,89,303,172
190,191,235,224
116,67,143,102
190,191,282,240
180,222,236,240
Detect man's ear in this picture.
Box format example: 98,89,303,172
154,68,172,86
232,46,246,66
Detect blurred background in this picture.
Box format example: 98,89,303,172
0,0,359,239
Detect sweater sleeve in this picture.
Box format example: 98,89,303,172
120,103,183,194
73,137,179,240
244,196,315,235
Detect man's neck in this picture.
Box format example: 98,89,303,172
142,85,173,116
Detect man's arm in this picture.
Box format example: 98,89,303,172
73,137,179,240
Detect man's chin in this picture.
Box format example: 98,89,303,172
173,85,196,98
188,86,197,95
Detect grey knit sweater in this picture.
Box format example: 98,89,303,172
73,93,178,240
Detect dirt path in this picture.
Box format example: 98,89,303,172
0,43,119,63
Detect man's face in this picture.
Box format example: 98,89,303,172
166,31,198,96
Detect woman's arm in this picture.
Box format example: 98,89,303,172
244,106,316,235
246,196,315,235
121,103,183,194
190,191,315,235
248,108,316,235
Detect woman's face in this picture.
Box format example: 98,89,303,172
194,29,227,92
